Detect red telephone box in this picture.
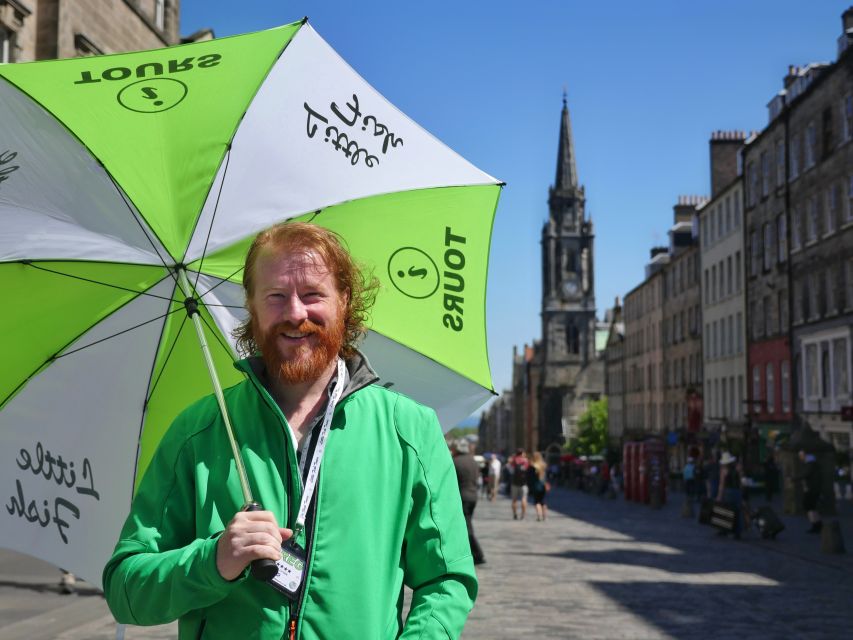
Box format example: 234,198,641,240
639,439,667,505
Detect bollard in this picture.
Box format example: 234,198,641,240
681,495,694,518
820,520,846,554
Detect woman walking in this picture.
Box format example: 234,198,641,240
529,451,550,522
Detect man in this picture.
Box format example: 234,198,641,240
798,449,823,533
452,439,485,565
508,449,529,520
102,223,477,639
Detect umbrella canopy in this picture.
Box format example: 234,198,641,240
0,20,501,587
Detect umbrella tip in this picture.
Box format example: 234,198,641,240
301,16,309,25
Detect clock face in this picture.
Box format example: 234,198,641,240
562,275,580,299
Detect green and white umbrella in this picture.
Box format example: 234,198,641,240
0,20,501,588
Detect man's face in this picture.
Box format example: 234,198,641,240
249,246,346,385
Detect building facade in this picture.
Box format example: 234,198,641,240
1,0,181,63
623,257,666,439
604,300,626,448
699,133,748,433
788,10,853,455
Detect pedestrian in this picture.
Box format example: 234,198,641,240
716,451,743,539
798,449,823,533
478,451,490,498
528,451,549,521
835,458,851,501
509,448,530,520
489,453,502,501
59,569,76,595
704,453,720,501
683,457,696,502
102,222,477,638
453,439,486,565
763,451,779,503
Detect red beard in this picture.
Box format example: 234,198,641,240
257,317,344,385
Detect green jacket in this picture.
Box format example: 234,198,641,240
103,354,477,639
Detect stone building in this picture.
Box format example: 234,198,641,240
510,342,541,454
786,10,853,456
661,199,704,468
538,96,603,449
1,0,182,63
623,254,666,440
603,300,626,448
699,133,748,434
477,391,513,457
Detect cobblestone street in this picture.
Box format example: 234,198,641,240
2,486,851,639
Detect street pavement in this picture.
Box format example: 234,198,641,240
1,485,851,639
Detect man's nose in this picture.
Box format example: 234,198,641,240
281,293,308,324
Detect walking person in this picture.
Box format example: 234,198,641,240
489,454,502,502
763,451,779,503
798,449,823,533
509,449,530,520
717,451,743,539
102,222,476,639
453,439,486,565
528,452,549,521
683,457,696,503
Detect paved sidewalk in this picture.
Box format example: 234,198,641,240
2,485,851,638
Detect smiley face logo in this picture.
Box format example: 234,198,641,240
388,247,440,299
117,78,188,113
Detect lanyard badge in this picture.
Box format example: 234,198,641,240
261,358,346,600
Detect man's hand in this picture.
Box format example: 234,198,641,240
216,510,293,581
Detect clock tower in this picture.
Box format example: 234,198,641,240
539,94,597,447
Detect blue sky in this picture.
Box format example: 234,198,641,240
182,1,846,420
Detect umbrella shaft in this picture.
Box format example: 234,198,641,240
176,268,253,505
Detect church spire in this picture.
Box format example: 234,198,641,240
554,90,578,191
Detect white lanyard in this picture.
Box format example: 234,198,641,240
293,358,345,536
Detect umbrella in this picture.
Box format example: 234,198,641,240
0,19,501,588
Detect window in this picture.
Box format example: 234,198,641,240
766,363,776,414
736,312,743,353
747,161,759,207
734,195,741,227
1,26,14,64
805,343,818,398
763,295,773,336
725,196,732,233
844,94,853,143
702,217,709,247
781,360,790,413
822,343,831,398
155,0,166,30
826,184,839,235
763,221,774,271
779,289,788,333
726,256,733,295
750,230,760,276
822,107,834,159
720,320,726,357
753,365,762,413
712,264,717,301
848,260,853,310
806,196,818,242
775,138,785,186
777,214,787,262
804,121,816,170
704,269,709,302
790,133,801,180
754,298,764,339
827,269,837,315
712,321,718,358
848,176,853,224
761,151,770,197
833,338,850,400
735,251,742,291
791,206,802,250
722,377,728,418
718,262,724,300
727,315,734,355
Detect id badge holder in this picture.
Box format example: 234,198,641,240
267,540,307,600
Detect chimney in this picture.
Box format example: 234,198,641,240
650,246,668,260
709,130,746,198
673,195,708,224
783,65,800,90
844,6,853,33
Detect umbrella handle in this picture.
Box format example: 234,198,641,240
243,502,280,581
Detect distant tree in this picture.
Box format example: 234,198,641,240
565,397,608,456
444,426,478,441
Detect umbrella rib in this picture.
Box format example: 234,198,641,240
143,312,189,409
54,307,184,360
199,265,245,298
21,262,178,302
104,172,180,289
193,148,232,293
